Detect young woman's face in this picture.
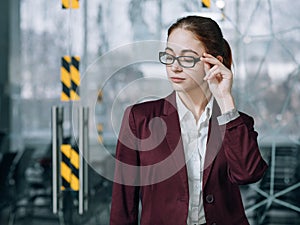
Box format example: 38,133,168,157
166,28,208,94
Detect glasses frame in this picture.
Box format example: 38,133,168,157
159,51,201,68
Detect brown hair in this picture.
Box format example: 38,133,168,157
168,16,232,69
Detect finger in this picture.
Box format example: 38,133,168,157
204,71,219,81
203,52,214,58
201,56,222,67
203,65,219,80
205,70,222,81
207,72,223,83
207,68,232,81
201,53,223,66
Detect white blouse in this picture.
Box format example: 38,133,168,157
176,92,240,225
176,92,213,225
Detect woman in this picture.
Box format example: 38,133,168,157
110,16,268,225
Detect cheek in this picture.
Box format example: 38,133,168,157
188,72,202,84
196,62,205,73
165,66,173,77
186,67,205,80
193,64,206,77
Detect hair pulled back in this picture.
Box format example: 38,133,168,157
168,16,232,70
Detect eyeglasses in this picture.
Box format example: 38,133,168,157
159,52,201,68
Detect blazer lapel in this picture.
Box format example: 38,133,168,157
203,100,224,189
162,92,188,189
161,93,224,190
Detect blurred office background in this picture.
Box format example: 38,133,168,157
0,0,300,224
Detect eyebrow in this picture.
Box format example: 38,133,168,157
165,47,199,56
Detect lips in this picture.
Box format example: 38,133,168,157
170,77,186,83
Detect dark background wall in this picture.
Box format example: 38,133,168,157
0,0,20,153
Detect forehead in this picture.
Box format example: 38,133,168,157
167,28,205,54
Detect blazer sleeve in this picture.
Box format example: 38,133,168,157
110,106,140,225
221,112,268,185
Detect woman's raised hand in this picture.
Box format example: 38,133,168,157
201,53,235,113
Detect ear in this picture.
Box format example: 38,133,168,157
217,55,223,63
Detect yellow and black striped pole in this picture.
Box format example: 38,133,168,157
61,56,71,101
62,0,79,9
56,0,86,216
60,143,80,191
61,56,80,101
202,0,211,8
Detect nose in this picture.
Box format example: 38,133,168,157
170,59,183,72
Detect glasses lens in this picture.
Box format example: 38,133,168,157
178,56,195,68
159,52,174,65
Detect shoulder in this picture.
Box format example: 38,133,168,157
129,97,166,118
124,92,176,120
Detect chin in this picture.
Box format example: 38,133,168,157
171,85,194,95
171,83,210,95
170,83,187,92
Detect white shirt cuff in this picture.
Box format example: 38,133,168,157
217,108,240,125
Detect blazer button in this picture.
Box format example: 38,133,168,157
206,194,214,203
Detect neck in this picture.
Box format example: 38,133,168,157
177,88,212,121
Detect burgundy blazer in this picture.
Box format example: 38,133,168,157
110,92,268,225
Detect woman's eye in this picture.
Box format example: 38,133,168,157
181,57,194,62
166,56,174,61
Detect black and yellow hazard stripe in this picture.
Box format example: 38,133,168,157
70,56,80,101
61,144,71,190
62,0,79,9
60,144,80,191
202,0,211,8
61,56,71,101
61,56,80,101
